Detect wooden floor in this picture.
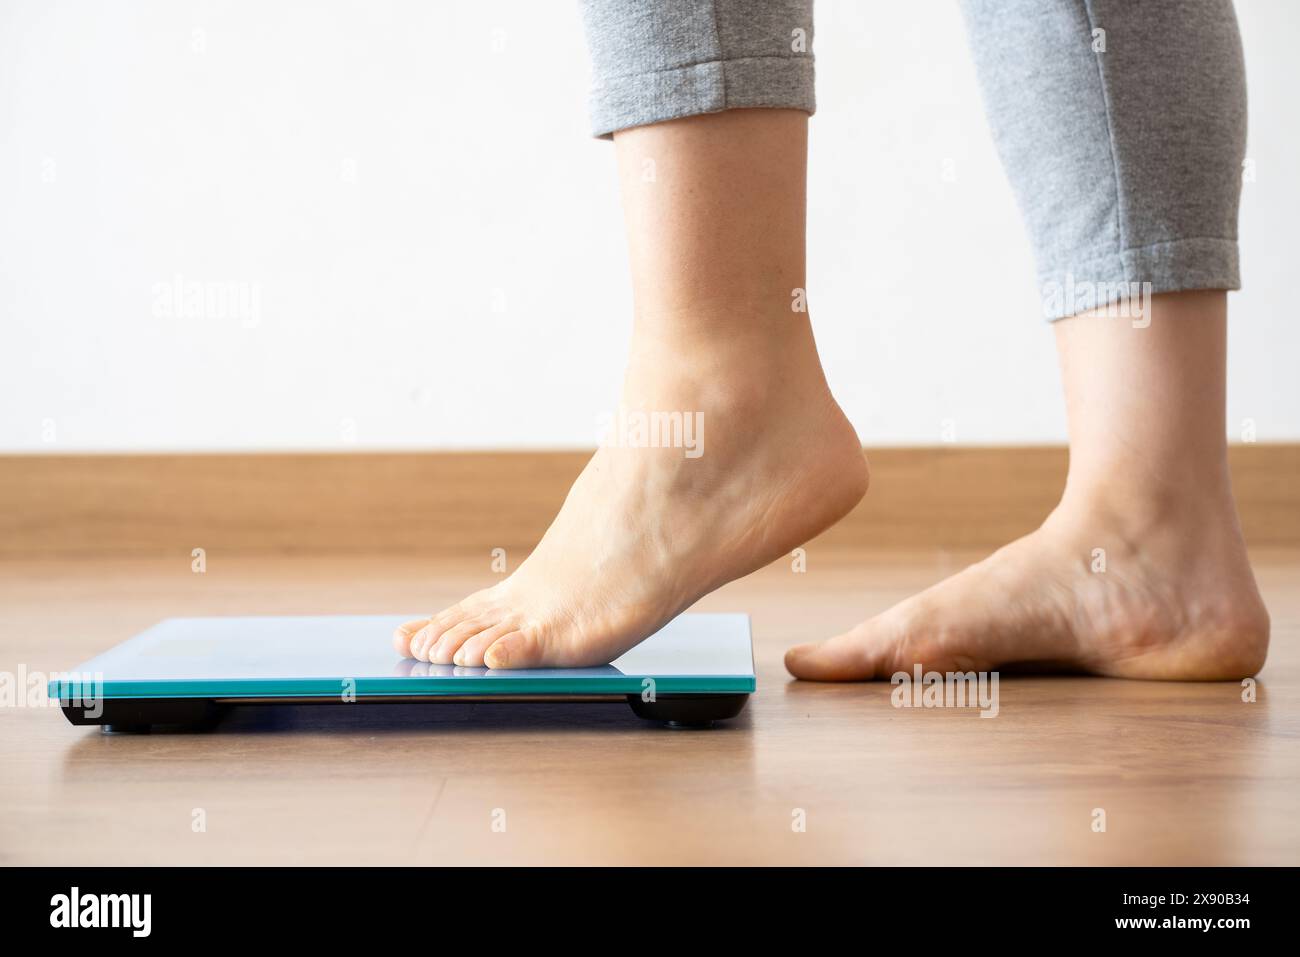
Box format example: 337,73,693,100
2,546,1297,866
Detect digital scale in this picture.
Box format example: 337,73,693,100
49,612,755,731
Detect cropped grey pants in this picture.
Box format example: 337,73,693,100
579,0,1247,319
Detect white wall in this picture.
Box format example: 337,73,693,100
2,0,1296,451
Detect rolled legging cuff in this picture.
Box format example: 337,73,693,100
1038,238,1241,320
589,55,815,138
581,0,816,138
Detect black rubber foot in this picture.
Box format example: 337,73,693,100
626,694,748,727
63,698,226,733
102,724,152,734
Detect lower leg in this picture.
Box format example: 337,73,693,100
786,291,1269,681
396,109,867,668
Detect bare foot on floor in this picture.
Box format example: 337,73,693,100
785,498,1269,682
394,353,868,669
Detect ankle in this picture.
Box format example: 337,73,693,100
1052,472,1244,547
624,322,830,412
1059,445,1238,519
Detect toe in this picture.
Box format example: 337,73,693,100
412,602,481,661
410,618,450,662
453,621,520,667
414,624,450,662
483,629,546,670
392,618,429,657
785,618,901,681
439,616,497,665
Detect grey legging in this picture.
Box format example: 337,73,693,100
579,0,1247,319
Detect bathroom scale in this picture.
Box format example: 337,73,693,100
49,613,755,732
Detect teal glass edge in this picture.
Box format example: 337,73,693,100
48,674,756,700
